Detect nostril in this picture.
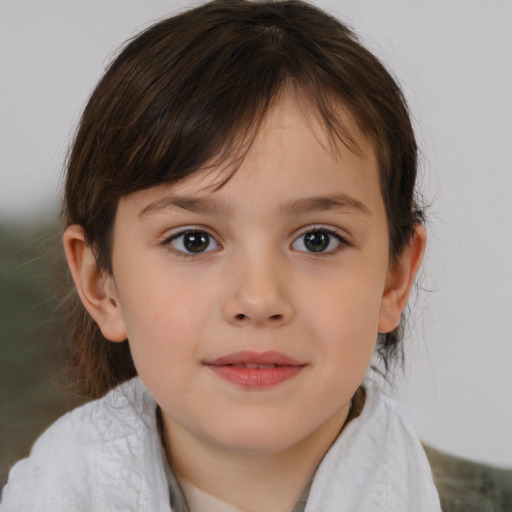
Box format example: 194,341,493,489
231,313,287,323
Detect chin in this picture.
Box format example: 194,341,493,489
202,417,309,455
216,435,296,455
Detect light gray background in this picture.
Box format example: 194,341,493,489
1,0,511,467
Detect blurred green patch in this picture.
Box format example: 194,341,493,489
0,218,81,486
425,444,512,511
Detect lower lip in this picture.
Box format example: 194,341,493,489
207,365,304,389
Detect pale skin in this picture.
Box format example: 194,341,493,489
64,94,425,512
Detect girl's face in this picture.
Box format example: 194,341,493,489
105,94,415,455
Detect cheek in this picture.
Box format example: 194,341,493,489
118,278,205,363
122,265,213,329
307,296,378,410
300,274,382,367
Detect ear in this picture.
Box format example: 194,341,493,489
63,225,127,342
378,224,426,333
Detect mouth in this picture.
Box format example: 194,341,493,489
204,350,306,389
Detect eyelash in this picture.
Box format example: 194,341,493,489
292,227,348,255
162,228,220,259
161,226,349,258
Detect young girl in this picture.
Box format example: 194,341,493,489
2,1,441,510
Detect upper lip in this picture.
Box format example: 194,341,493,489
205,350,305,367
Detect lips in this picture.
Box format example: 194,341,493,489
204,350,306,389
230,363,278,369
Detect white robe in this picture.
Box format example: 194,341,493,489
1,377,441,511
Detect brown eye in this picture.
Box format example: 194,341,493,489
304,231,329,252
293,229,344,253
169,230,219,254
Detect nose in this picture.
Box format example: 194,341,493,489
222,251,294,328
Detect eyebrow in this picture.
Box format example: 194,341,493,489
138,192,371,218
139,195,233,218
280,194,371,216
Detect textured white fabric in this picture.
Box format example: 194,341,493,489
304,384,441,512
1,377,440,511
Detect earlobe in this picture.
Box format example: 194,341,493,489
378,225,426,333
63,225,127,342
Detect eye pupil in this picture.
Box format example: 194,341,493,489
304,231,329,252
184,232,209,252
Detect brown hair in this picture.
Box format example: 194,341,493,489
63,0,423,398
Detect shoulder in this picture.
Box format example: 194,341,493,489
356,379,421,445
360,381,437,483
362,385,512,512
19,377,154,460
1,378,169,511
307,380,442,511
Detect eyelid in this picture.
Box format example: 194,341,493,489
161,225,218,241
292,224,348,240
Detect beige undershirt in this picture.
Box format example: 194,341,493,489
179,477,250,512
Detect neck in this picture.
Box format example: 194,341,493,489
160,406,351,512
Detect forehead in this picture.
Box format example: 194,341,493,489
117,93,382,220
